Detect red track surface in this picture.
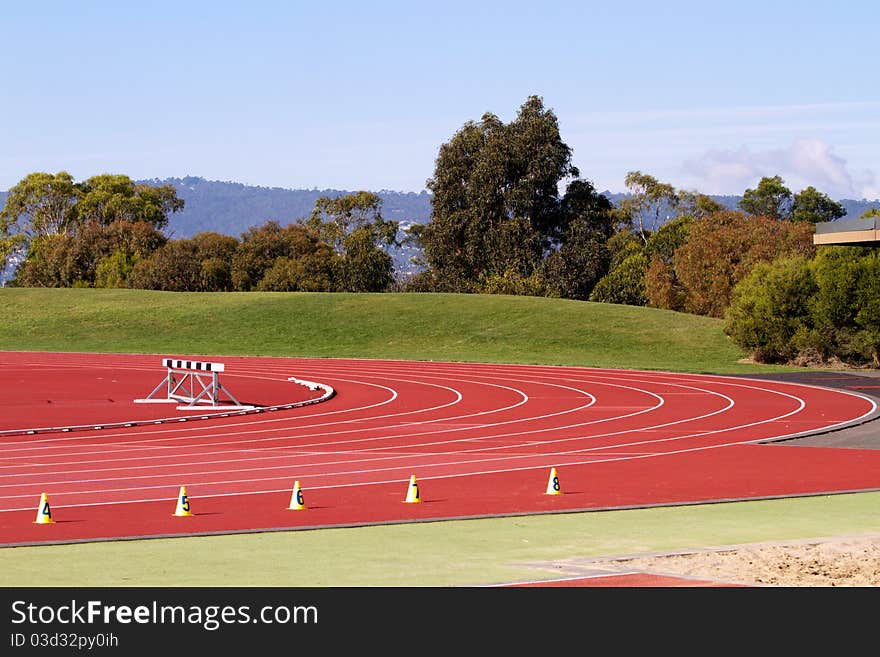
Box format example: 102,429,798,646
1,351,878,560
506,573,744,587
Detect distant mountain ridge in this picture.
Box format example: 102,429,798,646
2,177,878,238
141,178,880,244
2,177,879,279
138,177,435,240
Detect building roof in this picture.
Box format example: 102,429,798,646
813,216,880,246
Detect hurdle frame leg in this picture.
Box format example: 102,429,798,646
134,358,253,411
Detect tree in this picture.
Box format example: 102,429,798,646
12,234,71,287
0,235,17,279
738,176,793,220
853,260,880,367
420,96,580,291
0,171,183,284
643,215,695,311
419,118,493,290
102,219,168,259
560,179,616,238
725,246,880,367
94,250,137,288
1,172,80,274
12,219,167,287
539,221,610,300
302,191,398,292
128,240,203,291
593,176,708,309
723,256,816,363
255,244,337,292
791,186,846,224
587,228,648,307
336,227,394,292
588,252,648,306
190,232,239,291
534,178,617,299
617,171,678,244
76,174,184,230
809,246,880,366
0,171,80,239
672,211,816,317
304,192,396,251
676,190,726,219
231,221,322,291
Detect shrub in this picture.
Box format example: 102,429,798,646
723,256,816,363
589,253,648,306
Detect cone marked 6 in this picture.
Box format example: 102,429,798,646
289,481,305,510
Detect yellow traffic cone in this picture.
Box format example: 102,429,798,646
33,492,55,524
545,467,562,495
173,486,193,517
288,481,305,510
404,475,421,503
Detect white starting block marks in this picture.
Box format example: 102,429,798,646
135,358,255,411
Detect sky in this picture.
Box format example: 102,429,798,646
2,1,878,200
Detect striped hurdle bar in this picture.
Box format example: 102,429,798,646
135,358,253,410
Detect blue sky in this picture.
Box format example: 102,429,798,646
2,1,878,199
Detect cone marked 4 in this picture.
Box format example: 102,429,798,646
34,492,55,524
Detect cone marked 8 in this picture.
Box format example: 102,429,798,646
545,467,562,495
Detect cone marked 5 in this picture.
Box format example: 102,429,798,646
289,481,305,510
404,475,420,503
34,492,55,524
545,467,562,495
173,486,193,517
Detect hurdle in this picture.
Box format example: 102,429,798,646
134,358,254,411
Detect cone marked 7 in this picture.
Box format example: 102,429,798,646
545,467,562,495
404,475,420,503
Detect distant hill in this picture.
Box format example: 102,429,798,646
143,177,433,275
137,177,434,240
2,178,879,280
0,177,435,277
599,192,880,223
3,178,878,238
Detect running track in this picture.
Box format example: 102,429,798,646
2,351,879,554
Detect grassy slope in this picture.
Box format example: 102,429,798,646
0,288,794,373
2,288,859,587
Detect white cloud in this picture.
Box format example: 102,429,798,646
680,139,878,200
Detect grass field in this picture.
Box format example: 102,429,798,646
3,287,874,587
2,493,879,587
0,287,793,373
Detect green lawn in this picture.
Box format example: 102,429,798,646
0,288,795,373
1,287,860,587
3,493,878,587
